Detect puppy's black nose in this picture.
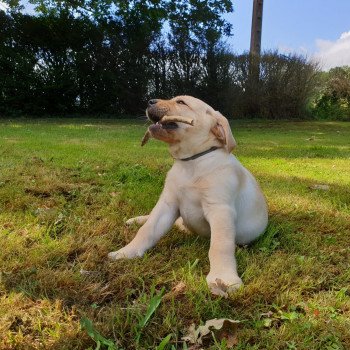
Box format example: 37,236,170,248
148,99,158,106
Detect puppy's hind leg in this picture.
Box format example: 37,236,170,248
125,215,149,226
174,217,190,233
126,215,188,233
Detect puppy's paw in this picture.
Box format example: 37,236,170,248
206,273,243,298
125,218,136,226
125,216,148,226
108,246,141,260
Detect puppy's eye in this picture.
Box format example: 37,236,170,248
176,100,187,106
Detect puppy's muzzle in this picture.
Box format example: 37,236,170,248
142,99,194,146
147,99,169,123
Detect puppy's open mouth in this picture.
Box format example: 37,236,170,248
151,121,178,130
141,115,194,146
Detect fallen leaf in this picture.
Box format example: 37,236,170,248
163,281,187,300
172,281,186,293
182,323,197,344
187,345,203,350
209,278,242,297
182,318,240,348
208,279,229,298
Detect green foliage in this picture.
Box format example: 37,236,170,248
0,2,324,119
3,1,349,120
311,66,350,120
229,51,320,119
0,1,234,116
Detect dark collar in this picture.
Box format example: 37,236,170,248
179,146,220,161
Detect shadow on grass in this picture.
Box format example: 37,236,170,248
1,154,349,349
2,195,349,348
2,195,349,306
1,162,349,298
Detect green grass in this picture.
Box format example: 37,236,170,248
0,119,349,349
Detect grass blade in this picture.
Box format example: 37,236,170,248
80,317,117,350
156,334,172,350
135,287,166,345
138,287,165,329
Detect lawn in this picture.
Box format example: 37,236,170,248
0,119,349,350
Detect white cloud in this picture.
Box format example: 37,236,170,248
314,31,350,71
277,32,350,71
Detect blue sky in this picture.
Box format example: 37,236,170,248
226,0,350,69
1,0,349,70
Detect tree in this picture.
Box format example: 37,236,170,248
313,66,350,120
1,0,234,115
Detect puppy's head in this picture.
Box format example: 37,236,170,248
145,96,236,158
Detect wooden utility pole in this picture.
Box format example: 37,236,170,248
250,0,264,55
248,0,264,116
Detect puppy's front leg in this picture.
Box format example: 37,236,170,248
205,205,243,293
108,194,178,260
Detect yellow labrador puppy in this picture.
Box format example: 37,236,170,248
109,96,268,294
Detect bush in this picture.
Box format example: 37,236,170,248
148,49,320,119
311,66,350,120
226,52,320,119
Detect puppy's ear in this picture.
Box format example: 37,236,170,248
211,111,236,153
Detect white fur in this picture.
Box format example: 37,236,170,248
108,96,268,295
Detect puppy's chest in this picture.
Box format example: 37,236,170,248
174,177,210,236
177,182,202,210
